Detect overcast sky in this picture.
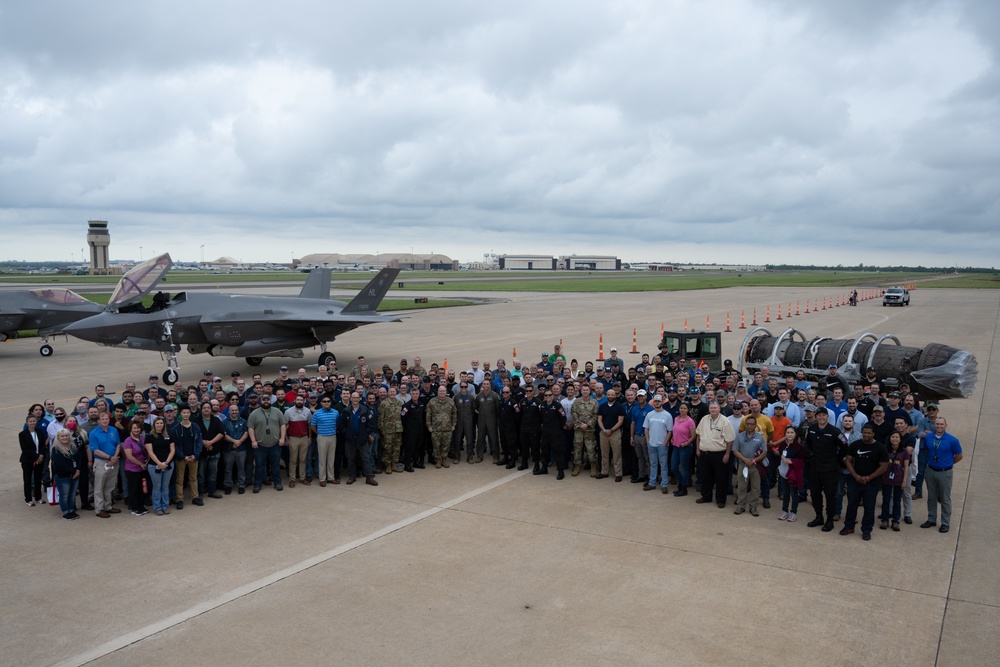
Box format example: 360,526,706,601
1,0,997,267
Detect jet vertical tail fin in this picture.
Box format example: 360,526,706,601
342,268,400,314
299,268,331,300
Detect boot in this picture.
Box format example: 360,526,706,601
572,465,581,477
518,460,529,471
365,476,378,487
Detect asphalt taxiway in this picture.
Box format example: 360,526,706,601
1,285,996,666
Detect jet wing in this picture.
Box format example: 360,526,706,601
108,253,173,309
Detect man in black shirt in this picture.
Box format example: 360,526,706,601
803,409,848,532
868,405,893,443
841,424,889,540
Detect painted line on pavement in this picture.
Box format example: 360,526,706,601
54,469,528,667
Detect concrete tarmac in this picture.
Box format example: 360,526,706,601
1,286,996,666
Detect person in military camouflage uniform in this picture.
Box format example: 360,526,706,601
426,386,457,468
349,355,378,383
571,383,599,477
378,386,404,473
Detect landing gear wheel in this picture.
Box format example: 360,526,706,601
318,351,336,368
39,344,53,357
246,356,263,367
163,368,179,384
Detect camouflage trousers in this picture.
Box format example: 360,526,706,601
382,432,402,469
431,431,452,462
573,430,598,469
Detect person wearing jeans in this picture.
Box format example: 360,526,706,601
641,395,673,493
50,429,81,520
248,396,286,492
670,403,696,496
144,417,175,515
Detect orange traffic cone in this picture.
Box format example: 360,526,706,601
739,310,746,329
597,334,605,361
630,328,639,354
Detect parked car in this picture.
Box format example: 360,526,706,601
883,287,910,306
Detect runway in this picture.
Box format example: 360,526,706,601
1,285,996,666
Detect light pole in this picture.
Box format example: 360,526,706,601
139,246,143,261
200,245,205,263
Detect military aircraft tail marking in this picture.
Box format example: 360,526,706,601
341,268,400,313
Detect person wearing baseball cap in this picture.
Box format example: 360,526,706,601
642,393,673,493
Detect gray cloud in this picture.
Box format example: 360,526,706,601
0,0,997,266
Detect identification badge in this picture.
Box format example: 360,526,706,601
266,429,271,435
889,472,895,480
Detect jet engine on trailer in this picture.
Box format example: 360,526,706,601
738,327,978,401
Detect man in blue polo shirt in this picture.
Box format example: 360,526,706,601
89,413,121,517
311,396,339,486
921,417,963,533
629,390,654,484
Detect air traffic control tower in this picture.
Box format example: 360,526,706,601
87,220,111,275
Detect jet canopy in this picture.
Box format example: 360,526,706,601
27,288,91,305
108,253,173,309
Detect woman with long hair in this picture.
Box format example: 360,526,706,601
121,420,149,516
144,417,175,516
50,429,81,520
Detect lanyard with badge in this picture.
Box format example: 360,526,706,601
262,410,272,437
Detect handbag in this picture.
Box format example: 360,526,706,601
46,482,59,506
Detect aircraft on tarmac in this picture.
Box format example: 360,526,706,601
0,288,104,355
61,253,401,383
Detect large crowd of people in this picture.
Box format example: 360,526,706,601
18,345,962,541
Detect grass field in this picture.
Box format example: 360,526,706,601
392,271,933,293
916,274,1000,289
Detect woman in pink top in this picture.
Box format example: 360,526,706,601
121,420,149,516
670,402,697,496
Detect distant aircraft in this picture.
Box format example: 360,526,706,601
0,288,104,355
62,254,401,383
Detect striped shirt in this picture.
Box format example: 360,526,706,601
310,408,339,436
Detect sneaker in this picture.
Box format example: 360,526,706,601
787,513,797,522
778,511,789,521
749,507,759,517
891,522,900,531
154,510,164,516
25,500,35,507
643,484,655,491
733,507,746,515
131,510,148,516
839,527,854,536
862,532,872,541
63,512,74,520
162,507,170,514
879,521,889,530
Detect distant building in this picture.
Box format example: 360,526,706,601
498,255,557,270
558,255,621,270
87,220,111,275
298,253,458,270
